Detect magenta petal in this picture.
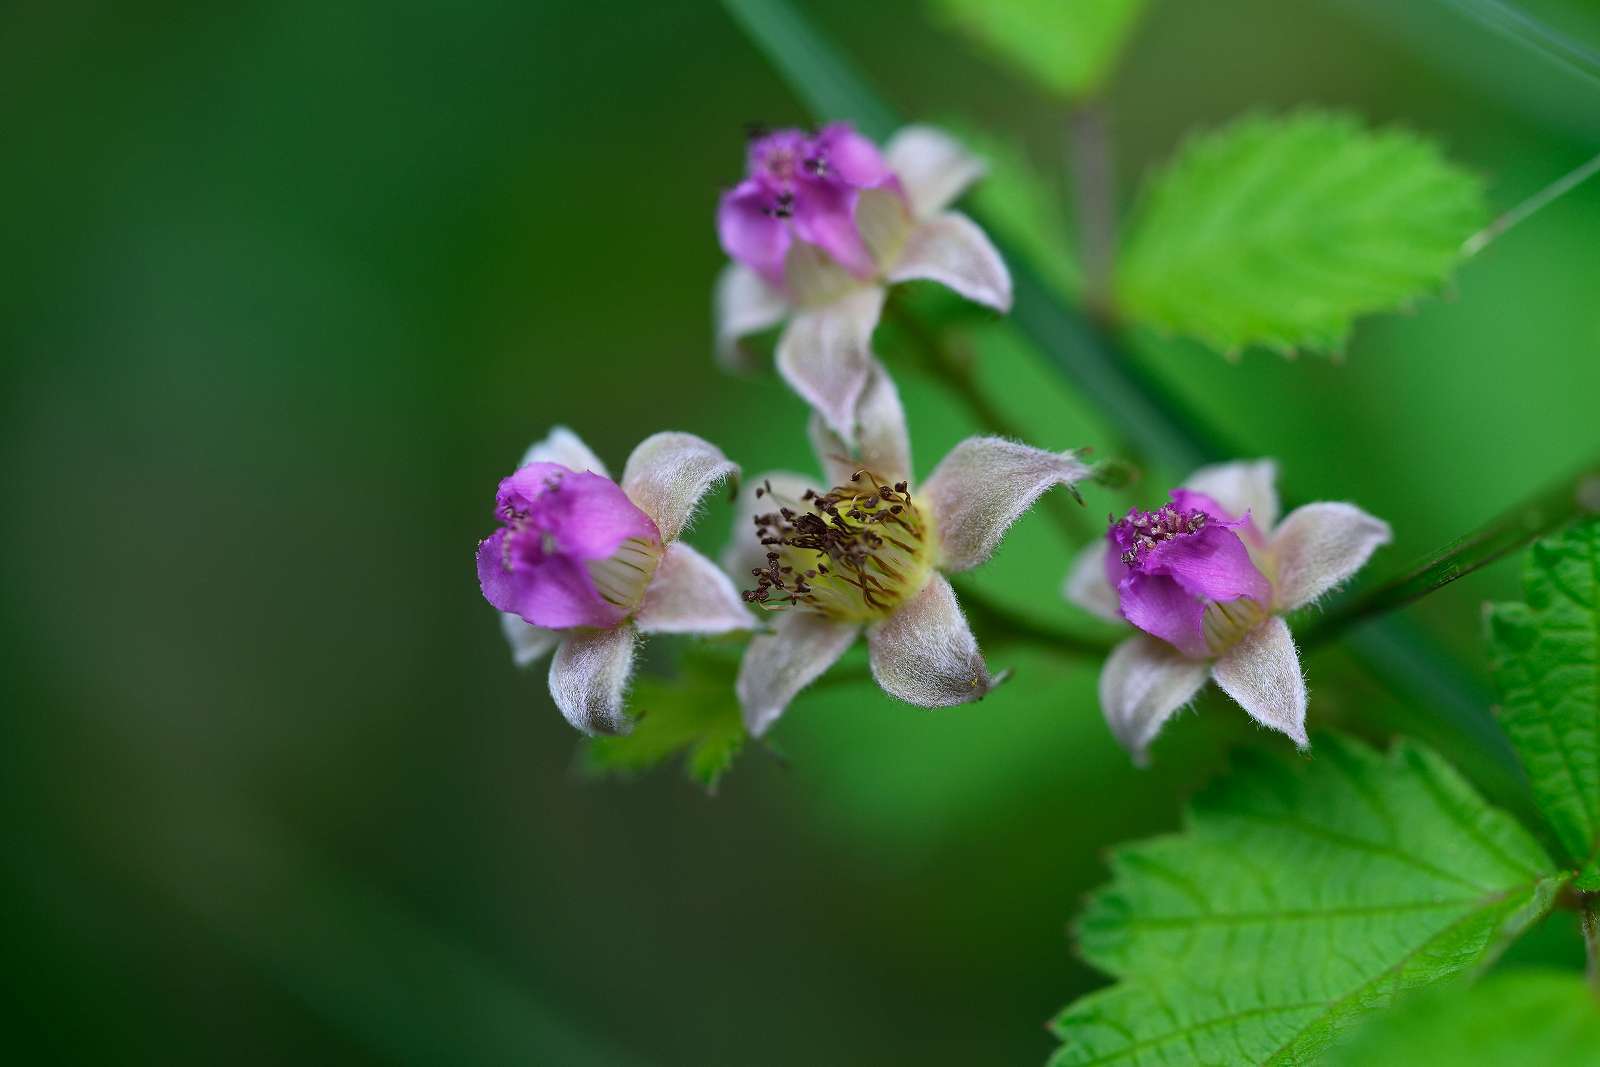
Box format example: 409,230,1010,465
497,463,657,561
1173,486,1267,546
1116,572,1209,659
1170,488,1234,522
479,462,660,631
1142,524,1271,606
814,123,892,188
477,531,626,630
792,180,875,278
717,181,790,286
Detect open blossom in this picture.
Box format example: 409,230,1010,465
477,427,749,735
715,122,1010,444
1064,460,1392,762
723,365,1089,736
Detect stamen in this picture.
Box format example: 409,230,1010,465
1112,503,1209,568
741,469,933,621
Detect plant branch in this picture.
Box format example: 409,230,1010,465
1302,462,1600,647
885,299,1091,542
1464,149,1600,255
953,580,1118,657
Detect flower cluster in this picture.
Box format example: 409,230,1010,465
474,121,1392,767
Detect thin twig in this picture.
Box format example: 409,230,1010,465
1301,462,1600,647
885,299,1091,542
1463,149,1600,255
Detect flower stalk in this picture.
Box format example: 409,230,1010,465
1300,460,1600,648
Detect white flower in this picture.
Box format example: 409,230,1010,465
724,365,1089,736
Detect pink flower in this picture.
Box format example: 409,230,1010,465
1064,460,1392,762
477,428,750,735
723,366,1090,735
715,124,1009,445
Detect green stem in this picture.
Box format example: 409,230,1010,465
885,299,1090,542
1302,462,1600,647
953,580,1117,657
1463,149,1600,256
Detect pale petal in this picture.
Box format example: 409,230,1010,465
784,240,863,309
775,286,886,445
855,187,916,271
886,212,1012,312
1210,617,1309,747
620,432,738,544
1099,635,1209,765
714,263,790,372
1182,459,1279,534
721,470,817,587
548,626,638,736
883,125,987,219
737,612,859,736
1268,502,1393,612
519,425,608,477
635,542,752,635
866,572,1004,707
1063,541,1122,623
500,612,560,667
806,362,913,488
922,437,1091,572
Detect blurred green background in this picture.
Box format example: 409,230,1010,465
4,0,1599,1063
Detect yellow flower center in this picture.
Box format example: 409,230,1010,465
743,473,937,623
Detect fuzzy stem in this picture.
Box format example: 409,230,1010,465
953,580,1117,657
885,299,1091,542
1302,462,1600,647
1463,149,1600,256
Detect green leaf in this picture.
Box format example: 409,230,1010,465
948,124,1082,298
1050,736,1564,1066
1322,968,1600,1066
1115,111,1488,356
583,658,747,793
1488,517,1600,887
929,0,1146,100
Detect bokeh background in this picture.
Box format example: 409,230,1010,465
5,0,1600,1063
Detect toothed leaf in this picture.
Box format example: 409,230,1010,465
1116,111,1487,356
1049,735,1563,1066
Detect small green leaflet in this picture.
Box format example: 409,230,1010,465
1322,969,1600,1066
1049,736,1564,1066
1488,517,1600,888
1115,111,1487,357
584,658,746,793
929,0,1146,100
